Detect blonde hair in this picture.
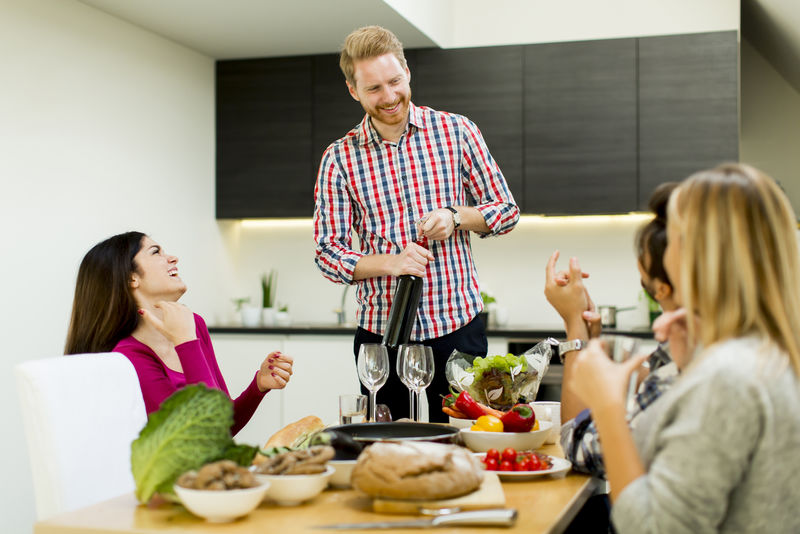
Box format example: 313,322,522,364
340,25,407,87
669,163,800,375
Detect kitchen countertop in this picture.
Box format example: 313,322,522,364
208,323,654,339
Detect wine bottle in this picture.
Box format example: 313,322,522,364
382,237,427,349
382,273,424,349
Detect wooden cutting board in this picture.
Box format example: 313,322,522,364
372,471,505,514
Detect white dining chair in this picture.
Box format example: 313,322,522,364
15,352,147,520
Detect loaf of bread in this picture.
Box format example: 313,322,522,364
351,441,483,500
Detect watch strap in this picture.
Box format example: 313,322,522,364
558,339,586,363
444,206,461,228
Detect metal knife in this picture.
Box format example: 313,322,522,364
313,508,517,529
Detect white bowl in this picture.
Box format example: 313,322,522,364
459,421,553,453
448,416,475,429
329,460,357,488
173,481,270,522
255,465,334,506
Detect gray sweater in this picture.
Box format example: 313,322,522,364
612,336,800,533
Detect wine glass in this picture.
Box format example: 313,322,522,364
397,344,419,420
397,344,435,421
357,343,389,422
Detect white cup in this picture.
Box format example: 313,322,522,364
532,401,561,445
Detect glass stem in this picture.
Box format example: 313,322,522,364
408,389,416,422
415,391,422,422
369,391,377,422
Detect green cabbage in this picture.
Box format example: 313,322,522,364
130,384,258,503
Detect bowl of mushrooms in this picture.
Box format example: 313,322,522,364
174,460,270,522
252,445,335,505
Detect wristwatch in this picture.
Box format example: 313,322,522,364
558,339,586,363
444,206,461,229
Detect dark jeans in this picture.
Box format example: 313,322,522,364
353,317,487,423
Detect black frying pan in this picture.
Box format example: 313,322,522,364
327,422,459,444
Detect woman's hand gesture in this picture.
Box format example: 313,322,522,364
257,351,294,392
138,301,197,346
568,339,649,415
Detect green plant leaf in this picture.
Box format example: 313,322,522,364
130,385,242,503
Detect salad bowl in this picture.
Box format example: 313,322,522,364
459,421,552,452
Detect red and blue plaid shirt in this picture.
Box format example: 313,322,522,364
313,103,519,341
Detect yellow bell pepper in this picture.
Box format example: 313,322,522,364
532,419,539,431
470,415,504,432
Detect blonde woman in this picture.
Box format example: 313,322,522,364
568,163,800,533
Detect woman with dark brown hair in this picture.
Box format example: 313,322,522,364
65,232,293,436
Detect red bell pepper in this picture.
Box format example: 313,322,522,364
454,391,487,420
500,404,536,432
441,393,455,409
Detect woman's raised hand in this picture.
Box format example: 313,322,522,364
256,351,294,392
138,301,197,346
652,308,694,370
568,339,649,415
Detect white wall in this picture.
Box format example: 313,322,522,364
740,39,800,214
0,0,232,530
385,0,739,48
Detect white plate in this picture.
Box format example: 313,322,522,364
473,453,571,481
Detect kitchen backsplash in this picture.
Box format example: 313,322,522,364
216,215,654,331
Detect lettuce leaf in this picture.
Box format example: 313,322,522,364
130,384,258,503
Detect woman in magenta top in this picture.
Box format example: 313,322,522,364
65,231,293,436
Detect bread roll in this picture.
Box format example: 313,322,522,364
264,415,325,448
351,441,483,500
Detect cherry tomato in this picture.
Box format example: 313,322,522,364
499,460,514,471
501,447,517,463
484,458,499,471
529,454,542,471
485,448,500,462
516,457,534,471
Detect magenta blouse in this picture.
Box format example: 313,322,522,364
114,313,266,436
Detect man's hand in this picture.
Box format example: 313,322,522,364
390,242,435,277
418,208,456,241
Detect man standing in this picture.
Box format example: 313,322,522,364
313,26,519,422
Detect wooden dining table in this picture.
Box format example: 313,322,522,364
34,445,602,534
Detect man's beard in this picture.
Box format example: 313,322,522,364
364,89,411,126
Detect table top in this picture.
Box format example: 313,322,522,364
35,446,601,534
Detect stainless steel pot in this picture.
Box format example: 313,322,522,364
598,305,636,328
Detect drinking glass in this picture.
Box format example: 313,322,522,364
600,335,649,419
357,344,389,422
397,344,434,421
338,394,367,425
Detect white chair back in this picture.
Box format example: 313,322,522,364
16,352,147,520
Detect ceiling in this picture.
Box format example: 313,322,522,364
79,0,799,93
77,0,437,59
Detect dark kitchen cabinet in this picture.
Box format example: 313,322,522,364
413,46,524,208
523,39,638,215
312,54,365,171
215,31,738,219
637,31,738,206
216,57,313,218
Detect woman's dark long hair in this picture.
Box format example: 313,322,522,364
635,182,677,288
64,231,145,354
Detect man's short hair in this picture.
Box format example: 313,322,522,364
340,25,407,87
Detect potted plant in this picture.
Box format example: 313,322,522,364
261,270,277,326
233,297,260,327
479,290,496,329
275,303,291,326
